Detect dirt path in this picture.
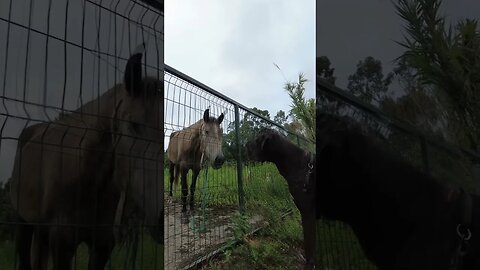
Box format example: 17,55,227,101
164,198,263,270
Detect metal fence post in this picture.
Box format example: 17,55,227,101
420,136,430,175
234,104,245,213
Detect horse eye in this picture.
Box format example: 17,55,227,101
205,130,209,135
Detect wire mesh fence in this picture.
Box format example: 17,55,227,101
164,65,315,269
316,77,480,269
0,0,163,269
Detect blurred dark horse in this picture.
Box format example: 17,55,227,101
9,45,164,270
316,111,480,270
246,129,316,270
167,109,225,223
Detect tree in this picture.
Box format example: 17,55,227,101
317,56,336,85
316,56,345,115
223,108,272,161
347,56,393,105
285,74,316,141
381,57,449,139
273,110,289,127
395,0,480,149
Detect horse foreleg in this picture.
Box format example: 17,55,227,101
31,228,49,270
87,232,114,270
15,219,33,270
301,211,316,270
189,168,200,213
49,229,77,270
180,168,189,224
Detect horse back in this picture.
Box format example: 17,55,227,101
167,129,200,166
9,120,113,223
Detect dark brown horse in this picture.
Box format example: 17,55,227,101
316,111,480,270
9,46,163,270
167,109,225,223
246,129,316,269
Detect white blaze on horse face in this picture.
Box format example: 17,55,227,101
201,120,224,166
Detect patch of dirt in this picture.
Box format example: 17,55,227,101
164,197,264,270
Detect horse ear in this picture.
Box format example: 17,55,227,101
217,113,224,124
124,43,145,96
203,109,210,122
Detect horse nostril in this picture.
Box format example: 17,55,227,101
215,156,225,166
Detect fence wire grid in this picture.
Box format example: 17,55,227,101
0,0,164,269
164,65,315,270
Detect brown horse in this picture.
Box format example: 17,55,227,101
8,45,163,270
167,109,225,223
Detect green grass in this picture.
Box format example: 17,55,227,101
201,210,305,270
0,233,163,269
316,221,376,269
0,240,15,267
169,162,375,270
168,162,306,270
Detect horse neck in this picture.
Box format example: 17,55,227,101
185,119,204,132
181,120,204,141
184,120,204,161
66,85,124,129
268,137,308,180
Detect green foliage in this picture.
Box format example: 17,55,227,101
395,0,480,149
215,239,299,270
227,212,251,243
284,74,316,141
181,162,306,269
316,221,376,270
380,57,449,139
223,108,273,162
347,56,393,105
273,110,289,127
0,233,163,269
317,56,336,85
316,56,346,115
210,212,304,270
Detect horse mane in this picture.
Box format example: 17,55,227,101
180,119,204,133
175,114,221,134
52,85,125,127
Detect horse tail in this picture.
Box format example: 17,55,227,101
168,161,179,194
173,164,180,185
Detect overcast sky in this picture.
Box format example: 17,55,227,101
165,0,315,120
317,0,480,90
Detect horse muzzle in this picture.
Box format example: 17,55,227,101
213,156,225,169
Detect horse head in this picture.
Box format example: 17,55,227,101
111,44,163,242
199,109,225,169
